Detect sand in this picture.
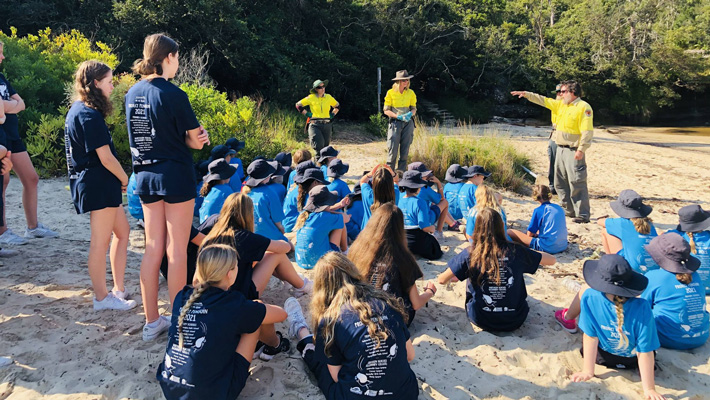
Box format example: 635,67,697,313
0,123,708,400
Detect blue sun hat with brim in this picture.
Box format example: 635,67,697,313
610,189,652,219
327,159,350,178
203,159,237,184
225,138,246,152
398,171,428,190
296,168,329,185
245,159,276,187
583,254,648,297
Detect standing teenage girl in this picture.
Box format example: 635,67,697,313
0,40,58,245
65,60,136,311
359,164,399,230
349,203,437,325
669,204,710,294
641,233,709,350
569,254,664,400
126,33,210,340
157,244,288,399
599,189,658,273
283,252,419,399
295,80,340,153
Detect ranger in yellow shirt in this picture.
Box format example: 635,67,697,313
511,80,593,223
383,70,417,171
295,79,340,152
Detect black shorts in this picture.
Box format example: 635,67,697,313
5,138,26,153
580,346,656,370
139,193,194,204
226,353,251,399
405,228,442,260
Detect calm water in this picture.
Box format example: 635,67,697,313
647,127,710,137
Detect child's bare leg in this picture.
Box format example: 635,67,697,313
600,231,623,254
564,284,589,320
252,253,304,294
436,200,448,232
507,229,533,246
259,323,280,347
109,206,130,293
236,327,261,361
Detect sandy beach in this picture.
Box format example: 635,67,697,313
0,124,708,399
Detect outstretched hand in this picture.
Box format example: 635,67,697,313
510,91,526,98
643,390,666,400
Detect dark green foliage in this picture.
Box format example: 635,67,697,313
366,114,388,137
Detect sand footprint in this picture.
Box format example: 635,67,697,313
241,365,274,397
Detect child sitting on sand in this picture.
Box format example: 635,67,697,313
507,184,567,253
317,145,339,183
668,204,710,294
408,162,459,240
567,254,664,400
244,159,288,241
438,208,555,332
283,165,328,233
157,244,288,399
458,165,490,218
398,171,443,260
287,149,312,191
326,159,351,200
359,164,399,230
466,185,511,242
599,189,658,273
443,164,471,222
199,159,236,223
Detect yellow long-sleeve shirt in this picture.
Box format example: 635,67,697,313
524,92,593,153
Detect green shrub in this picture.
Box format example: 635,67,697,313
24,111,67,177
366,114,388,137
409,123,532,193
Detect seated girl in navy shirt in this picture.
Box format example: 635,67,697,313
243,159,288,241
438,208,555,331
398,171,442,260
127,34,210,340
294,185,350,269
465,185,510,242
641,233,709,350
282,252,419,399
65,60,136,312
326,159,351,200
507,184,568,253
567,255,663,400
157,244,288,400
359,164,399,230
199,159,236,223
668,204,710,294
283,164,328,233
599,189,659,273
349,202,438,325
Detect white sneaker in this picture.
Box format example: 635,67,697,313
0,248,19,257
112,289,128,300
432,231,444,242
285,297,309,339
293,277,313,298
93,293,138,311
24,223,59,239
143,315,171,341
0,229,28,245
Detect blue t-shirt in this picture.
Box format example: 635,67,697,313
229,157,244,185
126,78,200,197
399,195,431,230
418,186,441,205
443,182,464,220
0,73,19,142
640,269,710,350
466,208,511,241
578,289,660,357
448,244,541,331
605,218,659,273
248,185,287,241
458,183,478,217
282,187,304,233
265,182,286,206
157,286,266,400
316,301,419,399
127,173,144,220
526,202,568,254
327,178,351,200
320,165,332,182
295,211,344,269
199,184,233,223
287,171,297,192
360,183,400,230
668,230,710,294
346,199,364,240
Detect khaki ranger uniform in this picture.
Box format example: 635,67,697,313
525,92,593,220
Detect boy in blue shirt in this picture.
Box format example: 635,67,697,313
641,233,709,350
398,171,442,260
458,165,490,218
508,185,568,254
668,204,710,294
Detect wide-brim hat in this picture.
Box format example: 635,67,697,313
304,185,340,213
295,168,329,185
583,254,648,297
468,165,491,179
645,233,701,274
445,164,466,183
203,158,237,183
268,160,287,176
551,84,562,95
327,159,350,178
408,162,433,178
610,189,653,219
392,70,414,81
398,170,427,190
225,138,246,152
275,152,292,168
245,159,276,187
318,146,340,163
310,79,329,94
676,204,710,232
210,144,237,160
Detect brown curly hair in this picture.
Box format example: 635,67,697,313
74,60,113,118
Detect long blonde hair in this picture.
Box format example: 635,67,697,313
631,217,652,235
177,244,238,348
203,193,255,247
310,252,407,357
612,295,630,351
293,210,312,231
474,185,502,214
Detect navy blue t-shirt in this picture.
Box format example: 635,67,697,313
229,229,271,299
317,301,419,399
126,78,200,196
0,73,19,143
448,244,542,331
157,286,266,400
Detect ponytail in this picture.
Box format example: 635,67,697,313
676,273,693,285
631,217,652,235
612,295,629,351
688,232,697,254
294,211,311,231
200,180,219,197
